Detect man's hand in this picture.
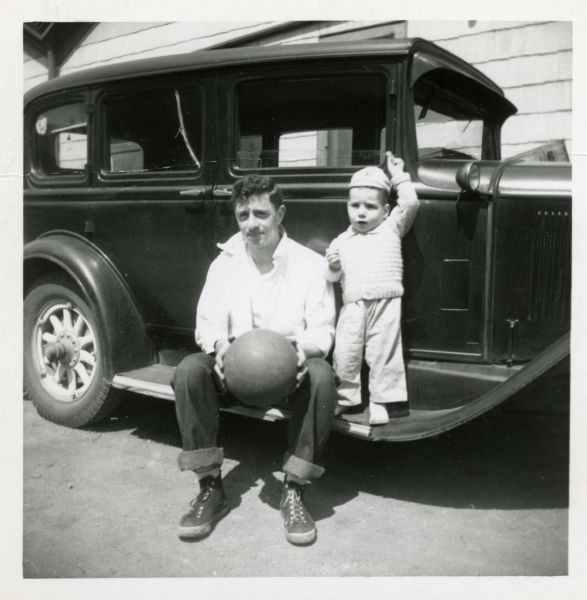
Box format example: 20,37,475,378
213,338,231,383
325,247,341,271
287,336,309,388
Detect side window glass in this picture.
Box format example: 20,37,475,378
278,129,352,167
236,74,387,170
33,103,87,176
102,87,203,175
413,72,484,161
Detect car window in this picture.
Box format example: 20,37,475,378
413,71,484,161
102,86,203,175
235,74,387,170
33,102,88,177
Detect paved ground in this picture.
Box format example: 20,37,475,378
22,374,569,578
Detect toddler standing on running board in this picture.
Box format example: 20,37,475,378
325,151,419,425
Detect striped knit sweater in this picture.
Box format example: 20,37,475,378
326,180,419,304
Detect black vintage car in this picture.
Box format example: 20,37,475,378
23,38,571,441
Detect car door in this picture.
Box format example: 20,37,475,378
89,74,217,336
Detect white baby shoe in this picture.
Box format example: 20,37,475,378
369,402,390,425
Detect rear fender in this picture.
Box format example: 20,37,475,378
24,230,156,374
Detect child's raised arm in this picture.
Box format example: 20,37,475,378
385,151,419,237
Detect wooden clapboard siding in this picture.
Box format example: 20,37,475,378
60,21,276,74
425,21,571,63
234,21,341,46
502,125,571,159
24,50,49,92
505,81,571,114
482,49,572,156
77,22,170,45
481,51,571,88
405,20,536,41
241,21,406,46
501,139,572,158
502,111,571,144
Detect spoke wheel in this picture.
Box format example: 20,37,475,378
33,301,98,402
24,274,121,427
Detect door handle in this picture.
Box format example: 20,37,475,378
212,186,233,198
180,188,206,198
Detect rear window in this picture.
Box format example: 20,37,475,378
101,86,203,176
235,74,387,170
32,102,88,177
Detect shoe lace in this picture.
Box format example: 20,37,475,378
189,483,213,509
284,487,307,524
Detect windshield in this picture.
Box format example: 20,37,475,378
415,106,482,160
413,71,485,161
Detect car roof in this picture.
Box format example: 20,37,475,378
24,38,509,106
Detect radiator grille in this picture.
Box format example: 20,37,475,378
529,209,571,322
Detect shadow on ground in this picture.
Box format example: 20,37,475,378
83,367,569,521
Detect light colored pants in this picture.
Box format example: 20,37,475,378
333,297,408,406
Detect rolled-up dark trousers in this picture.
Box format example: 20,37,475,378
173,352,336,482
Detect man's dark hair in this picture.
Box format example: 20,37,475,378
232,174,283,208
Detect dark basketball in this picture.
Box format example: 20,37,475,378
223,329,299,407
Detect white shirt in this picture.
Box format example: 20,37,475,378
196,230,335,356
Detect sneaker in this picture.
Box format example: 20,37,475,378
369,401,390,425
178,475,229,540
280,480,317,546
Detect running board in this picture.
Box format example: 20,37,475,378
112,332,569,443
112,365,373,440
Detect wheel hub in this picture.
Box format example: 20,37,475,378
44,330,81,368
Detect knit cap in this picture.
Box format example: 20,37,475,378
348,166,391,193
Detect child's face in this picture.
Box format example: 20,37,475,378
347,187,390,233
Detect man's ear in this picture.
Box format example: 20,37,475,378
277,204,286,224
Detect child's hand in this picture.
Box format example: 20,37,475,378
385,151,411,186
325,247,342,271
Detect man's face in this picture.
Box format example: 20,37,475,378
235,193,285,250
347,187,390,233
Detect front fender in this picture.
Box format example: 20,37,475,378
24,230,156,374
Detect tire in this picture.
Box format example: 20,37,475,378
23,273,121,427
